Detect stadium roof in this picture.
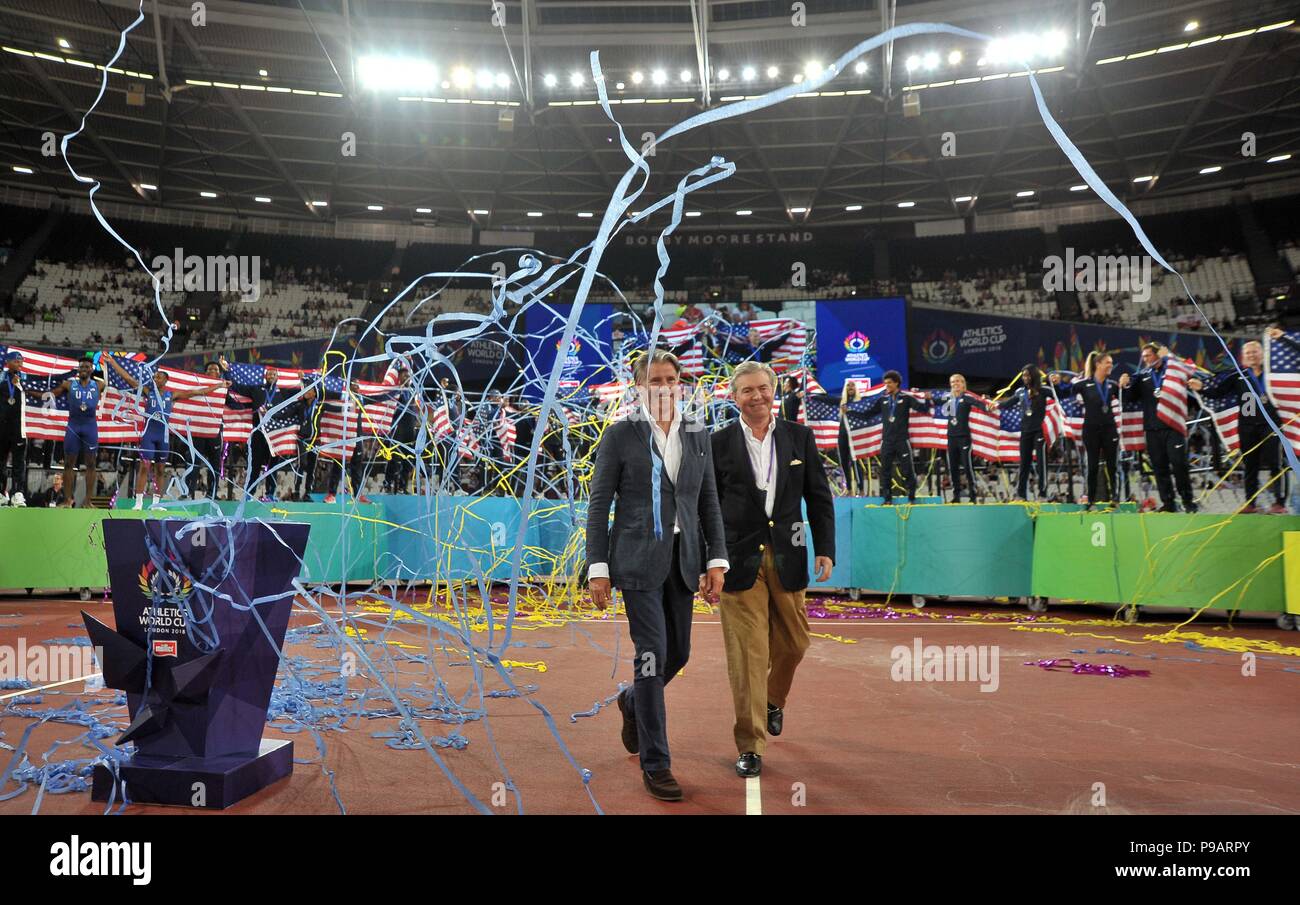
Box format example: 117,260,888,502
0,0,1297,232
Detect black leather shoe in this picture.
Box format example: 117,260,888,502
643,769,683,801
735,752,762,777
767,703,783,737
617,689,638,754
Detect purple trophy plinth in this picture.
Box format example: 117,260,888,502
84,518,310,809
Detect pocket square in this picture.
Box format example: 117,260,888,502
790,459,803,466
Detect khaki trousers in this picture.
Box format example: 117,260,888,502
718,549,810,756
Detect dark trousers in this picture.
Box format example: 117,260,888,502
329,449,367,495
1239,420,1285,505
1082,423,1119,504
621,535,695,773
879,440,916,502
946,437,976,502
1145,427,1194,509
837,431,864,495
191,436,221,499
1017,429,1047,498
297,448,318,498
248,431,276,499
0,426,27,496
384,454,413,494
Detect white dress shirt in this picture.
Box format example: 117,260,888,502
588,405,729,581
741,416,777,517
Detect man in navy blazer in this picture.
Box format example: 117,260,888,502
586,349,728,801
711,362,835,777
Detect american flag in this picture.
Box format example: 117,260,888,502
102,353,226,442
429,402,454,439
495,405,519,461
1266,331,1300,455
805,388,934,457
221,362,300,446
912,392,1002,460
259,408,303,457
1190,369,1242,449
4,346,153,444
990,391,1069,462
802,394,843,451
1155,355,1195,435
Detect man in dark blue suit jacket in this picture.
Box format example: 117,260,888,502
710,362,835,777
586,349,728,801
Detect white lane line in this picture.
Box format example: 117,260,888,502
0,673,102,701
746,774,762,815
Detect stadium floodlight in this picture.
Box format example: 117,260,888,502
1198,166,1222,174
1268,154,1292,163
789,206,809,214
806,60,822,76
13,166,34,175
359,56,440,92
845,204,863,211
569,71,584,87
923,52,939,70
1043,31,1069,57
258,69,268,77
495,72,510,89
954,195,974,203
310,200,329,206
1133,175,1154,183
854,60,868,74
905,55,920,72
652,69,667,85
742,66,757,80
685,211,702,217
766,65,779,78
200,191,218,198
1069,185,1088,191
736,209,753,216
416,208,433,214
57,38,70,49
476,69,495,90
897,201,915,208
577,212,594,218
451,66,473,89
631,71,644,84
717,68,730,81
679,69,693,83
137,182,157,190
948,51,963,66
254,196,272,203
471,209,490,215
1185,21,1199,32
367,205,384,211
527,211,544,217
543,73,558,88
1016,190,1035,197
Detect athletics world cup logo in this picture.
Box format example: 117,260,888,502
921,329,958,365
137,560,194,607
843,331,870,353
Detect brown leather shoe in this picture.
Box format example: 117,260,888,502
617,689,638,754
643,769,683,801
